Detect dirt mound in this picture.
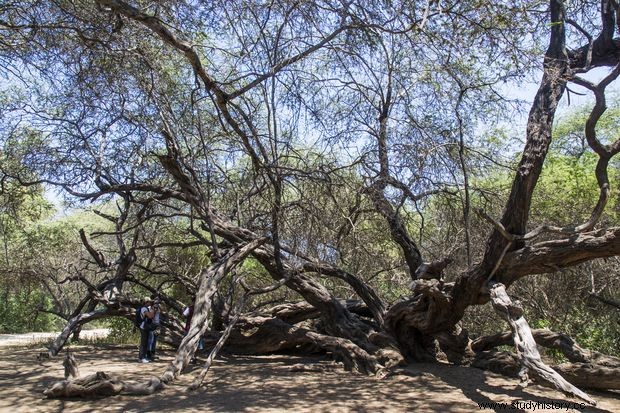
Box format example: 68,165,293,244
0,346,618,412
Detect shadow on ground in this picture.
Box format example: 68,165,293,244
0,347,617,412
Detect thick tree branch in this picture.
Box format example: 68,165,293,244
499,227,620,285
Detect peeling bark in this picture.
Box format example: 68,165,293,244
488,282,595,405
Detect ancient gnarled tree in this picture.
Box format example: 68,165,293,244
1,0,619,404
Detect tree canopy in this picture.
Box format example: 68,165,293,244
2,0,620,403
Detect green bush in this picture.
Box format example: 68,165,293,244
530,306,620,360
0,287,62,333
105,316,139,344
565,307,620,357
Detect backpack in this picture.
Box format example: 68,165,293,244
134,306,146,328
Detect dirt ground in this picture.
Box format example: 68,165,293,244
0,346,618,413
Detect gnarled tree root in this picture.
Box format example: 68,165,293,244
224,315,389,375
471,350,620,392
43,372,164,398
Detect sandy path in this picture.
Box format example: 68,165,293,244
0,329,109,347
0,346,618,412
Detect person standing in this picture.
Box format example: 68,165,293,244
148,299,162,360
138,297,155,363
182,301,194,333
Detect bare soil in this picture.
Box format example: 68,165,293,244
0,346,618,412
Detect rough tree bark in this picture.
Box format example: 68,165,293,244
488,282,595,405
160,238,267,383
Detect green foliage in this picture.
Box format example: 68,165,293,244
0,181,55,247
0,287,62,333
554,101,620,153
105,317,139,345
0,178,65,333
531,318,551,329
527,308,620,361
564,307,620,357
530,152,617,225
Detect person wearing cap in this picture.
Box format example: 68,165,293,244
138,297,156,363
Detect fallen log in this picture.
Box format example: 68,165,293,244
471,349,620,391
43,372,164,398
554,362,620,391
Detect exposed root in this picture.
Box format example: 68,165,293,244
288,363,339,373
43,372,164,398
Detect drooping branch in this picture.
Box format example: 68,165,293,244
488,281,595,405
46,307,132,357
157,129,388,360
